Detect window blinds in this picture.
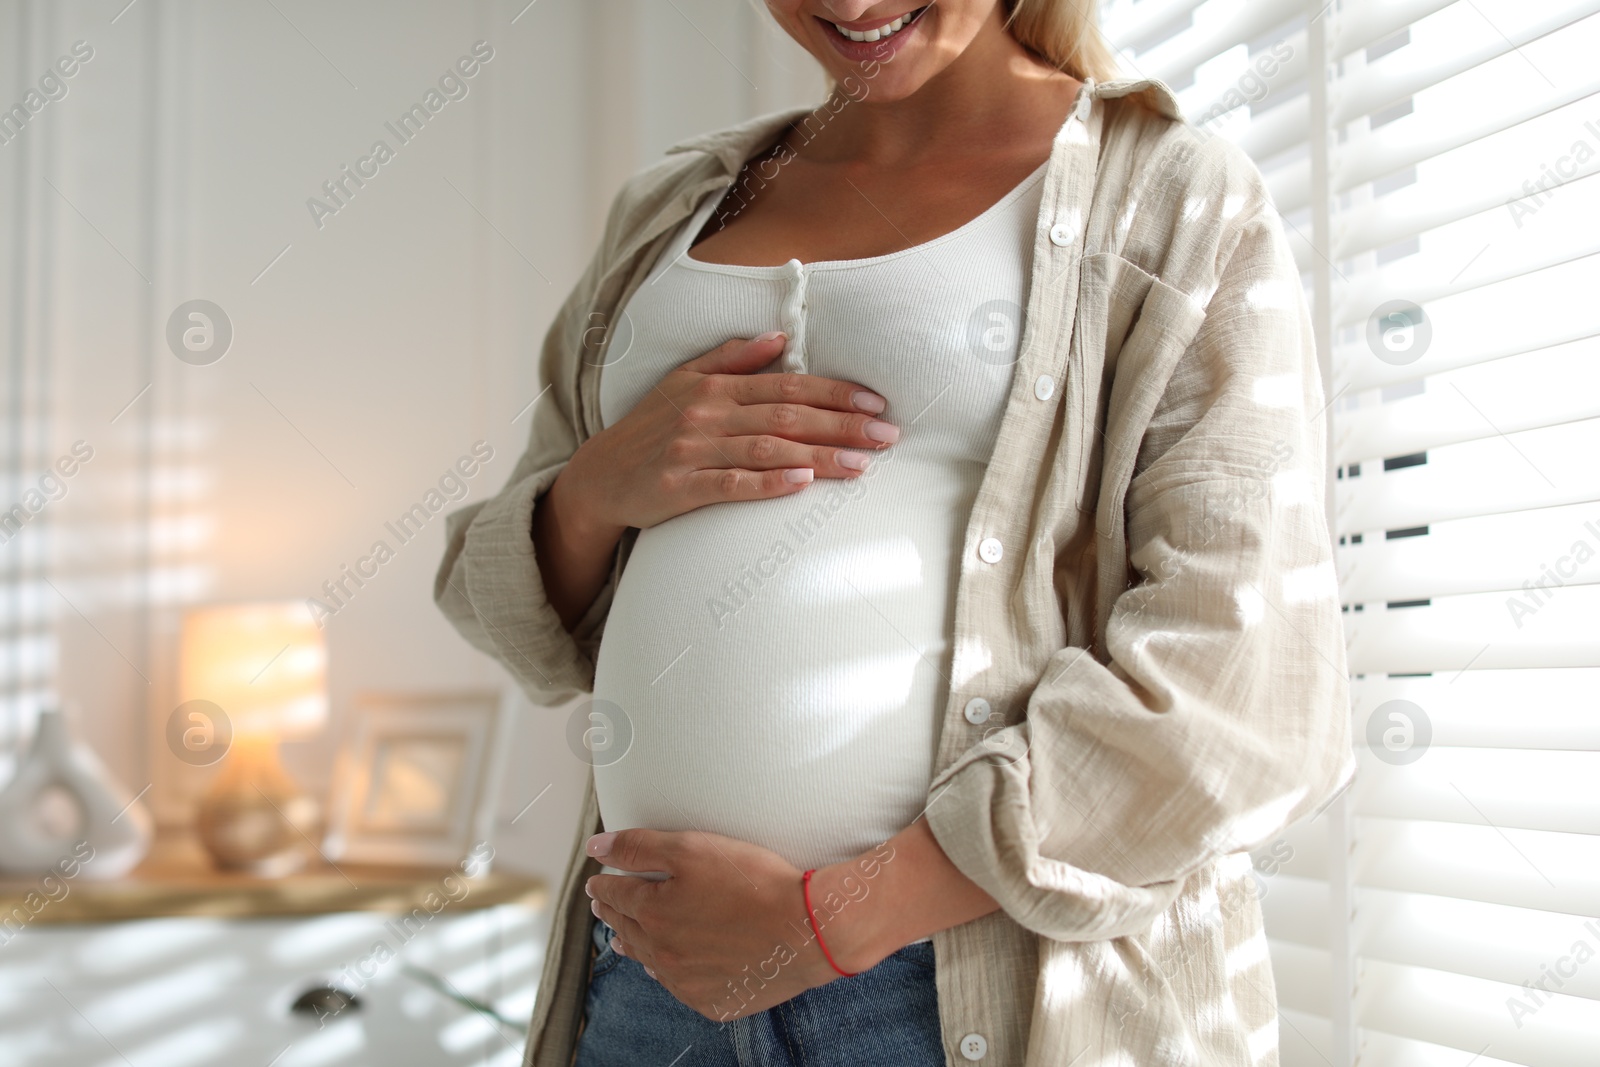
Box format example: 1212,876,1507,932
1,3,57,769
1098,1,1600,1065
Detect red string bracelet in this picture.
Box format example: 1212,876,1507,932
802,869,856,978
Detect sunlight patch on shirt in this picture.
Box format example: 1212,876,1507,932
1248,1019,1280,1063
1250,371,1300,408
1115,199,1139,245
1282,561,1338,604
1225,927,1271,976
1271,468,1315,509
1233,584,1264,626
1222,193,1247,219
1059,116,1092,146
788,648,921,755
1228,789,1308,848
1217,849,1254,880
1039,945,1088,1009
809,535,924,598
1245,279,1296,311
951,632,993,689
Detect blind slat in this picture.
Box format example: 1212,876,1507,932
1330,0,1457,60
1345,586,1600,674
1361,958,1600,1066
1348,670,1600,751
1332,101,1600,261
1333,240,1600,338
1334,418,1600,532
1337,258,1600,394
1332,6,1600,128
1336,503,1600,604
1358,888,1600,1000
1182,27,1309,136
1358,818,1600,917
1267,71,1600,215
1258,875,1332,949
1354,748,1600,834
1132,0,1306,84
1101,0,1209,55
1271,882,1600,1001
1244,5,1600,167
1332,339,1600,466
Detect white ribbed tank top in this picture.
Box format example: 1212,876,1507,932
591,161,1045,878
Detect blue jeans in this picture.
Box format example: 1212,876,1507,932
574,918,944,1067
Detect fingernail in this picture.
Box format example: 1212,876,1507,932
852,391,886,414
612,940,628,958
784,468,814,484
838,451,871,471
586,832,618,858
584,878,595,899
591,899,602,918
864,420,900,444
755,331,785,343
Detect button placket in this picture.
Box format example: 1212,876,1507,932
778,258,808,374
933,81,1103,795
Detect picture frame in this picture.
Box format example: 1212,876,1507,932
322,690,515,869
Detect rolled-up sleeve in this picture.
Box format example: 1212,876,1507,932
924,193,1356,943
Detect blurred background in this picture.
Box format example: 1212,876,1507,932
1,1,1596,1065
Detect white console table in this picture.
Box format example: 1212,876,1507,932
0,835,548,1067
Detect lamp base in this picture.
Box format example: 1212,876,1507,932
196,736,321,877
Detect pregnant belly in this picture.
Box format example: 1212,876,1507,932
590,457,970,872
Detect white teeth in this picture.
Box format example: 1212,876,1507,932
833,10,914,43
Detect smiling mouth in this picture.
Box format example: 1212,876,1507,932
824,5,929,43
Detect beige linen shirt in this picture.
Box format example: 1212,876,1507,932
436,77,1356,1067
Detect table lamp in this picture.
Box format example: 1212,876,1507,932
179,602,328,876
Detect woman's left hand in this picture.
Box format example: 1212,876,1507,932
583,828,872,1021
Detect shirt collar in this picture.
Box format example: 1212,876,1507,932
663,77,1184,176
663,104,820,176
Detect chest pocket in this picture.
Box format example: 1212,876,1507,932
1067,254,1206,525
1088,254,1208,545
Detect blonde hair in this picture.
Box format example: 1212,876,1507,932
1001,0,1122,82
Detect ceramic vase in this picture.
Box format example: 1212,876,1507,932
0,706,152,879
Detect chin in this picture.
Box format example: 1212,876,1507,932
796,3,956,97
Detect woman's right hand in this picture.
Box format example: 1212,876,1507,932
534,331,898,629
556,331,899,537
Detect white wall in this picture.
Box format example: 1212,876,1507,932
0,0,821,885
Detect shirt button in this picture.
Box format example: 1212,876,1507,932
963,697,991,725
959,1033,988,1061
1049,222,1074,247
1034,374,1055,401
977,537,1003,564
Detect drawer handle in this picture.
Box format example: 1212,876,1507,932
290,985,361,1020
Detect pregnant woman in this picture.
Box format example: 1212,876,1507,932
437,1,1354,1065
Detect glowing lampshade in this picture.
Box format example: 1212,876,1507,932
178,601,327,875
179,602,327,738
